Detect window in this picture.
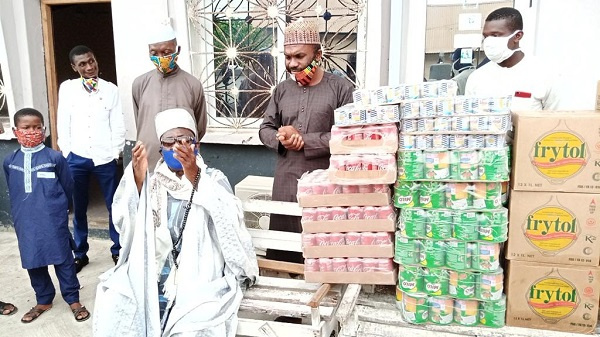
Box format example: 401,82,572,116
186,0,365,130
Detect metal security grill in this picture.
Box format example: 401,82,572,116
186,0,366,129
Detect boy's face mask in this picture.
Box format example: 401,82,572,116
483,30,521,64
14,128,45,148
150,46,181,75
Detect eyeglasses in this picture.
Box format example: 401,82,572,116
160,136,196,148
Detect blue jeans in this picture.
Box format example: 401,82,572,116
67,152,120,257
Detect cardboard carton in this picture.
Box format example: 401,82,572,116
303,244,394,258
304,270,397,285
302,218,395,233
506,261,600,334
507,190,600,266
298,191,391,208
512,110,600,193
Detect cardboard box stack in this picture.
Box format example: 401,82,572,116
506,111,600,335
393,86,512,328
298,85,402,285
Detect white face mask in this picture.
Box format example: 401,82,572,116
483,30,521,64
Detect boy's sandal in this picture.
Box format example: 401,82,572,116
72,305,90,322
0,301,17,316
21,306,50,323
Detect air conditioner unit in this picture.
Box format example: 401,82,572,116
235,175,274,230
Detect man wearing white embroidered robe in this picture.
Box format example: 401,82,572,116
93,108,258,337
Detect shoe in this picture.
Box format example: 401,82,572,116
112,254,119,265
74,256,89,273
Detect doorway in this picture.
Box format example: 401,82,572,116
41,0,117,233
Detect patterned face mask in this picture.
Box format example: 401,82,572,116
82,77,98,93
150,47,180,75
14,128,45,148
291,59,319,86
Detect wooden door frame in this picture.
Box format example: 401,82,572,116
40,0,111,149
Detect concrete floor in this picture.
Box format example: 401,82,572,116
0,230,113,337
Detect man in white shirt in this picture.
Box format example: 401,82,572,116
465,7,560,111
57,45,126,272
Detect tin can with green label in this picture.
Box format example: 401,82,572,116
453,211,479,241
428,297,454,325
476,269,504,301
402,293,429,324
424,150,451,179
445,241,471,270
394,181,420,208
399,264,423,293
419,240,446,268
470,182,487,210
453,150,479,181
472,243,501,272
472,182,502,210
491,208,509,225
446,183,471,210
419,181,446,209
449,270,476,299
478,148,509,181
425,221,452,240
478,212,508,243
454,299,479,326
423,267,449,296
479,295,506,328
395,236,421,265
399,209,427,238
397,150,425,180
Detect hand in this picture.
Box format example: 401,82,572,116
173,140,200,185
277,126,304,151
132,141,148,192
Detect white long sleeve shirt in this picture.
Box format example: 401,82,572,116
57,78,125,166
465,55,560,111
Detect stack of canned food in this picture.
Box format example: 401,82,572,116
399,96,511,150
397,147,510,182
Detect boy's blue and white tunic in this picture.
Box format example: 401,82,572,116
3,144,74,269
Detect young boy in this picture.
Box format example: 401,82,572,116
3,108,90,323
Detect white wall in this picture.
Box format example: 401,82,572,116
524,0,600,110
0,0,48,136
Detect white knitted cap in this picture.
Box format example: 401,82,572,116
155,108,197,138
147,19,177,45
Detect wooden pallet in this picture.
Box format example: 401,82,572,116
337,285,600,337
236,193,344,337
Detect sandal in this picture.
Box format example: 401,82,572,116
72,305,90,322
0,301,17,316
21,306,51,323
74,256,89,273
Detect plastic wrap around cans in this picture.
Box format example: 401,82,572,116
419,99,437,117
448,134,468,149
399,134,416,150
401,119,418,132
452,117,470,131
420,82,439,98
466,135,484,149
415,135,432,150
417,118,435,132
488,115,510,132
402,100,420,118
431,134,449,149
484,134,505,148
404,84,421,100
434,117,452,131
437,98,454,116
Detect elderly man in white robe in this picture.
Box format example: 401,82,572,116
93,108,258,337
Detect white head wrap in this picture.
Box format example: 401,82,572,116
155,108,197,138
147,19,177,45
